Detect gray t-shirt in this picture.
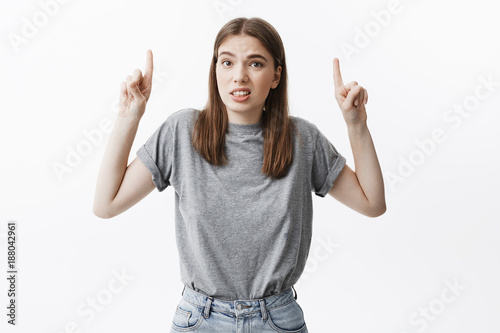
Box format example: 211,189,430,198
136,108,346,300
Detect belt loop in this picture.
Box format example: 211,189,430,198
181,285,186,296
259,299,268,321
203,296,213,319
292,285,297,300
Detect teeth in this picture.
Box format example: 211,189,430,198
232,91,250,96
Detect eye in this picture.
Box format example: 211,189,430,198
221,60,232,67
251,61,263,68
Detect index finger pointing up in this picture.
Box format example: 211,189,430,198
333,58,344,90
143,49,154,84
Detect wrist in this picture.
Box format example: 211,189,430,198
347,121,368,133
112,115,141,136
115,114,141,127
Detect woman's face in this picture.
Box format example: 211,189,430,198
216,34,281,124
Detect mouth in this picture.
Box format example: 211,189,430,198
230,88,251,102
230,93,250,102
230,87,251,96
230,91,251,97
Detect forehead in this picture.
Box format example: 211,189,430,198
218,34,269,56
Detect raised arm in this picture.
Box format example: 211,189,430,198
93,49,156,219
328,58,386,218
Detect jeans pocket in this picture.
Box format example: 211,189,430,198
266,299,307,333
171,298,204,332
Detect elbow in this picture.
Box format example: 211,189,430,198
93,203,116,219
366,202,387,218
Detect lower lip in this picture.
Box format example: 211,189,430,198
230,93,250,102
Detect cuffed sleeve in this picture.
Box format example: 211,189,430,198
136,117,174,192
311,128,346,197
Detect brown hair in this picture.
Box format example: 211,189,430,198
191,17,300,179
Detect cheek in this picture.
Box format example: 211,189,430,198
216,73,226,98
254,74,274,93
215,78,222,95
216,71,228,88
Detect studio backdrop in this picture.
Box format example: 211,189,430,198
1,0,499,332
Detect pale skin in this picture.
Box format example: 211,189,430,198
327,58,386,218
215,34,281,125
93,40,385,219
93,50,155,218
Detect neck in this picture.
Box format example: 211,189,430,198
227,107,264,125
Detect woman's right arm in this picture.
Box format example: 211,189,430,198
93,49,156,219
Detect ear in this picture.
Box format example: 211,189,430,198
271,65,282,89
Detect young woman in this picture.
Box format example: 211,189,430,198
94,17,385,333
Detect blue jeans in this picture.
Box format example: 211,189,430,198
170,285,308,332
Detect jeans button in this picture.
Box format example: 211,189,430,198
237,304,242,311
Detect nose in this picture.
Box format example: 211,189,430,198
233,63,248,83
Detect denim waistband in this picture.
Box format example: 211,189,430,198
180,285,298,320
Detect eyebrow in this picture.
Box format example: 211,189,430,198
218,51,268,62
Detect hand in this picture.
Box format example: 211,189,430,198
332,58,368,126
118,49,154,120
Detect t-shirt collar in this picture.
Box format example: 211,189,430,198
227,118,263,134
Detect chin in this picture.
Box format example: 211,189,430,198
226,104,252,113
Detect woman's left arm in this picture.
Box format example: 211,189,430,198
327,58,386,218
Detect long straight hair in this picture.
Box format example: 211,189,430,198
191,17,300,179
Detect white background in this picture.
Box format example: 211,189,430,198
1,0,499,332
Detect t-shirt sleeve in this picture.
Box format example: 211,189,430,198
311,128,347,197
136,117,174,192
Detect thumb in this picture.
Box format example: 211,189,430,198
119,81,127,102
128,82,145,101
345,86,361,108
